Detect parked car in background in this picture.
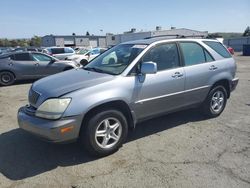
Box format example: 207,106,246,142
66,47,107,65
0,51,80,86
44,47,75,60
18,37,238,157
226,46,235,55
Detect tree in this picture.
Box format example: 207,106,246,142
30,35,41,47
72,33,76,36
243,26,250,37
86,31,90,36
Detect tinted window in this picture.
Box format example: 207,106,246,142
203,41,231,58
180,42,206,66
142,43,180,71
65,48,74,53
50,48,65,54
14,53,31,61
32,53,52,61
205,50,214,62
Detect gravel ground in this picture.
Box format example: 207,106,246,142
0,54,249,188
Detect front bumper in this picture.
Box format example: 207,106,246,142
18,106,82,143
230,78,239,92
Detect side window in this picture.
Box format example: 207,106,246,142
32,53,52,61
180,42,206,66
204,50,214,62
141,43,180,71
51,48,64,54
203,41,231,58
13,53,31,61
92,49,100,55
64,48,74,53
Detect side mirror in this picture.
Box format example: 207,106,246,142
141,62,157,74
50,58,56,63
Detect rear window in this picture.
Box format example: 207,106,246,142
203,41,231,58
50,48,65,54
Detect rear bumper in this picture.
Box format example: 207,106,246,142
17,106,82,143
230,78,239,92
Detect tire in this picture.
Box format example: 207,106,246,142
202,85,227,118
80,59,88,66
80,109,128,157
0,71,15,86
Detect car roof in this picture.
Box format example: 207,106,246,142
46,47,73,49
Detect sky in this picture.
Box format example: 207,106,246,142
0,0,249,38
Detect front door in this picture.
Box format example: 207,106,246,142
30,53,61,76
133,42,186,120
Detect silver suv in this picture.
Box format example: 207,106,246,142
18,37,239,156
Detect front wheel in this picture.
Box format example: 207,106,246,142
80,109,128,157
0,71,15,86
202,86,227,118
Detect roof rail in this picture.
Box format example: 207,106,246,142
144,34,209,40
178,35,207,38
144,35,181,39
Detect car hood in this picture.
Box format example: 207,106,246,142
32,69,115,102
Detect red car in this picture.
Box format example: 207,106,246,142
227,46,234,55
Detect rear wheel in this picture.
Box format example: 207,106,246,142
0,71,15,86
202,86,227,118
80,109,128,157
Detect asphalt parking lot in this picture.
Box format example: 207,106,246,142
0,54,249,188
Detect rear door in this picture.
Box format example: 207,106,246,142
134,42,186,120
179,41,216,106
12,53,39,78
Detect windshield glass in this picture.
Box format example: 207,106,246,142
84,44,147,75
76,48,89,54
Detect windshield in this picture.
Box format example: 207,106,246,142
76,48,89,55
84,44,147,75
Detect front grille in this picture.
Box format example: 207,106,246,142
29,89,40,105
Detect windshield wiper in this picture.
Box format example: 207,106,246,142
83,67,111,74
83,66,118,75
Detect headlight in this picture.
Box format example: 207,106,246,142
35,98,71,119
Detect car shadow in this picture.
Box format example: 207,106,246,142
0,108,206,180
0,79,37,87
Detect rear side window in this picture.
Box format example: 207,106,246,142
203,41,231,58
65,48,74,53
180,42,206,66
50,48,65,54
14,53,31,61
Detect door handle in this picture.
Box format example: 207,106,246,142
172,72,184,78
209,65,218,70
35,63,39,66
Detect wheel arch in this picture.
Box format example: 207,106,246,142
80,100,136,134
0,69,16,78
211,79,230,98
